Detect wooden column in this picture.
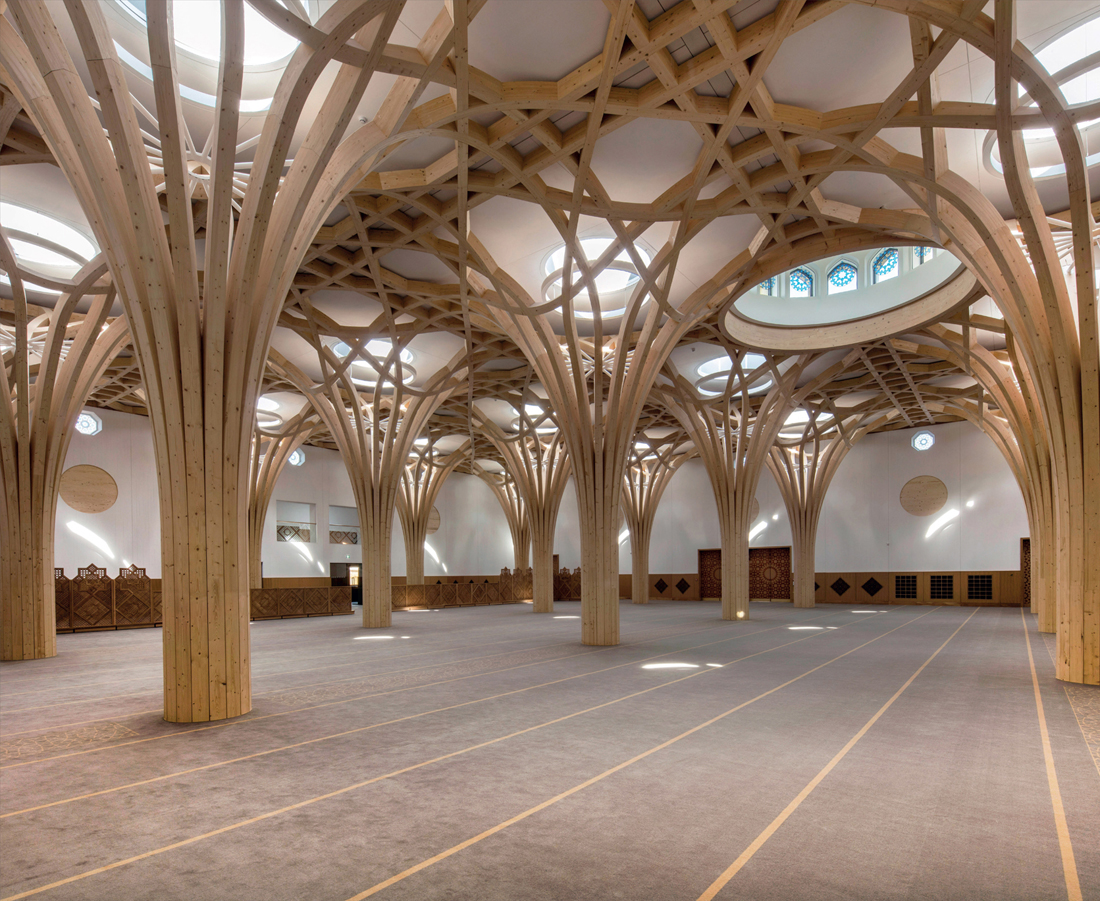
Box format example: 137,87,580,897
622,436,688,605
397,440,467,586
767,411,884,609
0,261,126,660
478,405,570,615
248,411,319,590
662,353,811,622
3,0,406,718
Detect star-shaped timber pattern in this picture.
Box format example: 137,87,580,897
1,0,1097,712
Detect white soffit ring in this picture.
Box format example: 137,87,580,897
725,264,975,352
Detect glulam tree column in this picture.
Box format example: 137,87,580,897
270,337,466,629
663,353,809,621
0,257,127,660
907,325,1059,631
247,410,319,590
622,433,689,605
479,404,570,614
397,439,468,585
476,466,531,572
3,0,406,718
767,412,884,608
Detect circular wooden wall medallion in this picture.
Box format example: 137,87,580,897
59,464,118,514
899,475,948,516
750,497,760,523
426,505,441,534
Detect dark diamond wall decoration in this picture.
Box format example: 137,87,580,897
675,578,690,595
861,577,883,597
830,577,850,596
814,582,819,592
654,578,668,593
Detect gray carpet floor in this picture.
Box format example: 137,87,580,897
1,602,1097,901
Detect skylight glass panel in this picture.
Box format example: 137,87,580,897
121,0,300,66
0,203,97,276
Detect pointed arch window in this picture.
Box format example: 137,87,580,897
913,246,936,266
872,248,899,283
827,261,858,294
789,268,813,297
755,276,776,296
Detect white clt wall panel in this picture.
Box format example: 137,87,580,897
426,473,515,577
816,420,1028,572
55,407,162,576
53,412,1028,584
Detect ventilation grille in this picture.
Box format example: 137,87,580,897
968,574,993,600
930,575,954,600
895,575,917,600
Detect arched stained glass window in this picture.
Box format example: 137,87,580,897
827,261,858,294
914,246,936,266
872,248,899,283
755,276,776,296
789,268,813,297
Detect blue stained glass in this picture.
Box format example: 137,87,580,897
789,268,813,296
827,261,857,293
873,248,898,283
914,246,935,265
756,276,776,295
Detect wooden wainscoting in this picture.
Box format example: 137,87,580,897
391,569,528,609
648,574,701,600
815,570,1023,606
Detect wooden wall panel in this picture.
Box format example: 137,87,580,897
854,573,890,605
619,574,632,599
72,565,114,629
822,573,857,604
114,566,152,627
648,574,700,600
277,588,306,617
55,570,71,632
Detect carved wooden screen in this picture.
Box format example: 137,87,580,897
1021,539,1031,608
698,549,722,599
55,569,72,631
72,564,114,629
749,547,792,600
114,565,153,626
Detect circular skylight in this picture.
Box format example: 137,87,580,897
121,0,301,66
911,430,935,451
694,352,772,397
288,448,305,467
0,202,98,278
332,339,416,388
257,396,281,413
543,237,652,319
781,409,834,436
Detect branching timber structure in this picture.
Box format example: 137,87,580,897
0,0,1096,718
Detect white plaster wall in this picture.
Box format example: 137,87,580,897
53,411,1028,584
426,473,515,577
55,407,161,576
816,420,1028,572
633,460,790,574
260,444,406,579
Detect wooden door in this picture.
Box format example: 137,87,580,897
749,546,792,599
699,549,722,599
